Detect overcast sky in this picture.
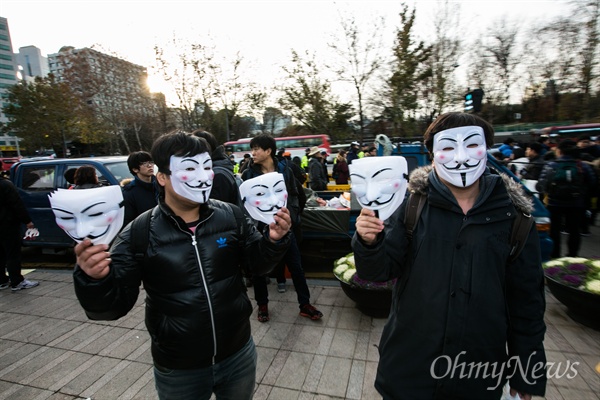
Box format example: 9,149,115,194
2,0,570,104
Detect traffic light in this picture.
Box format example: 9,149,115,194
464,92,474,112
464,89,484,113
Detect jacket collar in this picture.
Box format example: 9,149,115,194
408,165,534,214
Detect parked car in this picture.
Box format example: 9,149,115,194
9,156,130,248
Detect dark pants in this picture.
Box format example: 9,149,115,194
153,338,256,400
252,232,310,307
549,205,583,258
0,223,24,285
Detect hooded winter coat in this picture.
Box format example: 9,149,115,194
352,166,547,399
74,199,290,370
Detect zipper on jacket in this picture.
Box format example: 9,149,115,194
169,214,219,365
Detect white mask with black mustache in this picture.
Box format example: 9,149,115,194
433,125,487,188
48,185,124,245
169,153,214,203
239,172,288,225
349,156,408,221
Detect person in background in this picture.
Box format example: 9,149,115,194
366,146,377,157
0,176,39,291
537,136,550,155
300,147,310,172
498,137,517,158
193,130,240,206
307,146,328,191
64,168,77,189
346,141,360,164
333,150,349,185
73,165,101,189
122,151,159,228
359,143,369,158
537,139,596,257
577,134,600,160
353,112,547,399
231,155,240,174
508,146,528,177
319,150,329,181
73,131,292,400
242,134,322,322
292,156,303,177
520,142,545,181
239,153,252,175
282,151,307,185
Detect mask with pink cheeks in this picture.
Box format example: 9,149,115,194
349,156,408,221
169,153,214,203
239,172,288,225
48,185,124,245
432,125,487,188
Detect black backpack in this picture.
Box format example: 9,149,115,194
212,165,244,210
403,192,533,263
547,160,585,201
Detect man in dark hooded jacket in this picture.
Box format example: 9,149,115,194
122,151,160,227
353,113,546,400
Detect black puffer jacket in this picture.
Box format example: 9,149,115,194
352,166,547,399
74,200,290,369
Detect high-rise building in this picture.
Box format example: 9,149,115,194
0,17,18,126
16,45,49,81
48,46,151,116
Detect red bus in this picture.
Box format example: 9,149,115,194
532,123,600,146
224,134,332,163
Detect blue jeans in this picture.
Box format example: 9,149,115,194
153,337,257,400
253,232,310,307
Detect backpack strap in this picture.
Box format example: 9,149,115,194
403,192,426,242
212,165,236,186
508,211,534,263
230,203,246,238
131,208,153,263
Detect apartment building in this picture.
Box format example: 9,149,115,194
48,46,152,116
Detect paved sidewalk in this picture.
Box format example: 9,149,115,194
0,269,599,399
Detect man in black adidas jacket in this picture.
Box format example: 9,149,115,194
73,131,291,400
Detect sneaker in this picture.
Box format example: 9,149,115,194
277,283,286,293
11,279,39,292
0,282,9,290
257,304,270,323
299,304,323,320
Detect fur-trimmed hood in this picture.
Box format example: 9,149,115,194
408,165,534,214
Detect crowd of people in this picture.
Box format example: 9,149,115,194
493,134,599,258
4,121,598,399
